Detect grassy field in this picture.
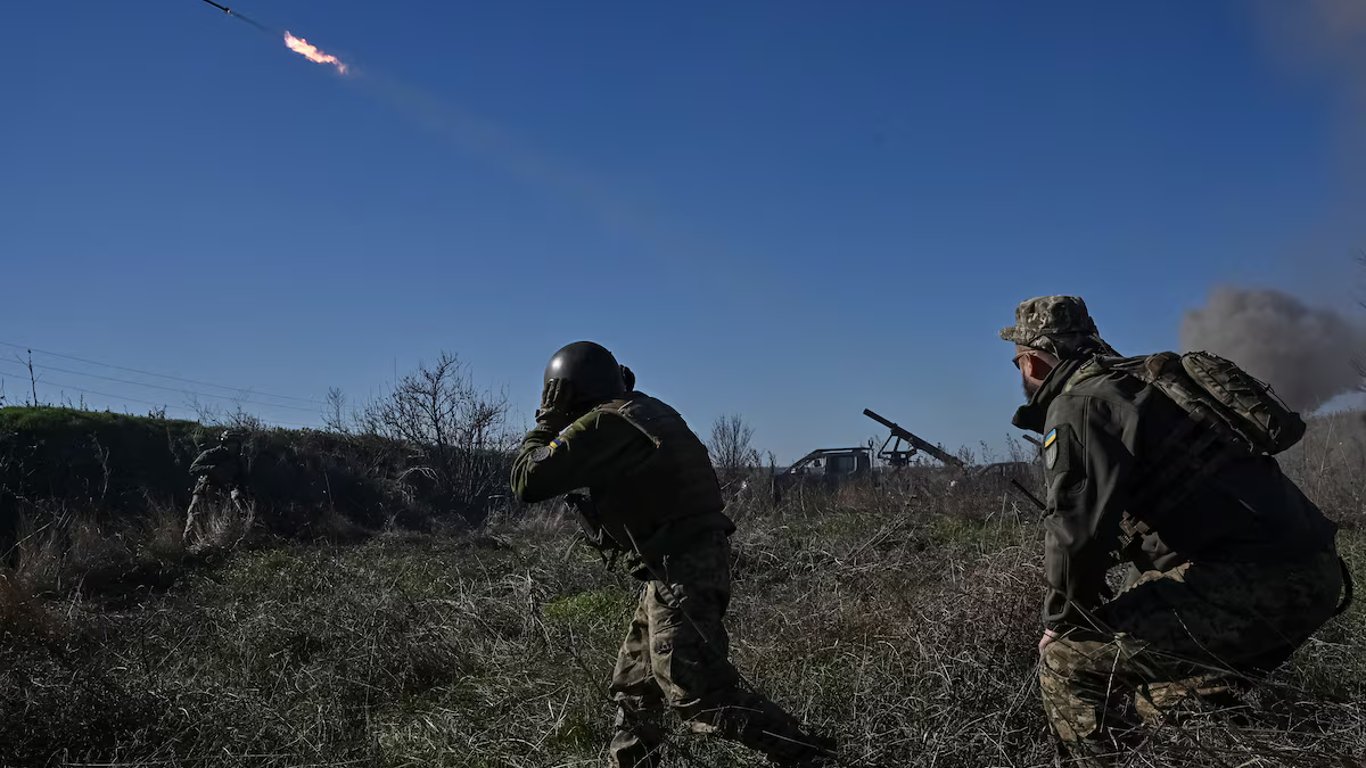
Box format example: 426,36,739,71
2,478,1363,768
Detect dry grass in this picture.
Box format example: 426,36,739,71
0,479,1362,768
0,412,1361,767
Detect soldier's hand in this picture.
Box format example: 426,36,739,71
537,378,575,424
1038,628,1061,656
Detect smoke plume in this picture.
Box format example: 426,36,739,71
1180,286,1366,413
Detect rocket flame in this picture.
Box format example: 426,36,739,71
283,32,348,74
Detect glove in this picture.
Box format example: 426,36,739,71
536,378,575,425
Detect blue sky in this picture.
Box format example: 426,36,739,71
1,1,1362,460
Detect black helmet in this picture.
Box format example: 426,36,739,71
543,341,627,410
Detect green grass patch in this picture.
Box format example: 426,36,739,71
544,587,632,627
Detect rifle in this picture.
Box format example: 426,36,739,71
863,409,967,469
564,491,623,568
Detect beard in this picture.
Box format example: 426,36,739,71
1022,376,1041,400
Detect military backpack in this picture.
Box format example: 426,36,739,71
1088,350,1305,456
1069,350,1306,533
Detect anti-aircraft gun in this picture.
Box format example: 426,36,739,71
864,409,1045,511
863,409,966,469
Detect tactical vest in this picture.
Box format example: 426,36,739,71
588,393,728,557
1066,351,1305,538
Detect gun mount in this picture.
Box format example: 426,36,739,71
863,409,967,469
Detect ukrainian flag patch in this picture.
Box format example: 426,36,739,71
1043,429,1058,449
548,437,565,452
1044,428,1059,469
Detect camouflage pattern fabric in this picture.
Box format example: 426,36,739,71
1040,553,1343,748
999,295,1118,360
184,446,247,542
608,532,825,768
189,445,242,487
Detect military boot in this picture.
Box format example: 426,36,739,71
607,704,666,768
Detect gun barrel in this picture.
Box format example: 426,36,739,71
863,408,966,469
863,408,895,429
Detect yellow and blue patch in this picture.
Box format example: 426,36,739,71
1043,429,1058,449
529,437,567,463
1044,428,1059,469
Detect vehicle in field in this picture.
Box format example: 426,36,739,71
769,409,1043,508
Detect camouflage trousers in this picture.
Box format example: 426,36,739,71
1040,553,1343,755
183,477,249,542
608,532,824,768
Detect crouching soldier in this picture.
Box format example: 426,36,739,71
1001,296,1348,763
511,341,835,768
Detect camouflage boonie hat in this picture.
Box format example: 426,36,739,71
1000,295,1117,359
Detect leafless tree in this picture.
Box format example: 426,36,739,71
323,387,349,433
188,395,222,426
223,407,266,433
357,352,514,514
709,413,760,485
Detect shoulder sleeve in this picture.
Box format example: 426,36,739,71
1040,394,1130,630
509,410,657,503
189,447,219,473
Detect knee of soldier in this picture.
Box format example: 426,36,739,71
650,639,737,712
1038,644,1072,701
1039,637,1078,680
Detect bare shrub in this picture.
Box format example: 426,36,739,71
323,387,348,433
709,413,761,497
356,352,515,519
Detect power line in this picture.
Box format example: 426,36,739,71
0,340,326,406
11,360,325,414
0,364,320,429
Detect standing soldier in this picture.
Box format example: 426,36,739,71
183,428,250,543
1000,296,1347,762
510,341,834,768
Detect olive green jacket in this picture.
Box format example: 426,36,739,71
189,445,244,487
1014,356,1338,630
510,391,733,573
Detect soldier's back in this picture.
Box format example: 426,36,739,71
1057,361,1336,566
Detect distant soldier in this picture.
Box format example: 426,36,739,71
1001,296,1347,761
510,341,835,768
183,428,250,542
